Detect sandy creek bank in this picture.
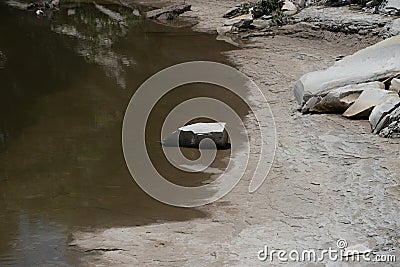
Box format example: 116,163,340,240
71,1,400,266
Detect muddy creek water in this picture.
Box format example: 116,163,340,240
0,1,249,265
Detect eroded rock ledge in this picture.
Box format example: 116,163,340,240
216,1,400,39
146,3,191,20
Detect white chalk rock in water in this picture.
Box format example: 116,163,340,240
343,89,398,118
162,123,229,148
369,97,400,133
294,35,400,106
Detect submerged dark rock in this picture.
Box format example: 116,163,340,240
162,123,229,148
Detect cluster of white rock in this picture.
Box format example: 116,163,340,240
294,35,400,138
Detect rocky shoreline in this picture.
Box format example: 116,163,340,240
143,0,400,37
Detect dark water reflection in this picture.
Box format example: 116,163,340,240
0,1,247,265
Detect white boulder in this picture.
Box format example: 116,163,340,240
343,89,398,118
282,0,298,16
294,35,400,106
380,0,400,15
378,106,400,137
309,82,382,113
369,97,400,133
381,18,400,37
390,78,400,94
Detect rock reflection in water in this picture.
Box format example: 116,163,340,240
50,2,141,88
